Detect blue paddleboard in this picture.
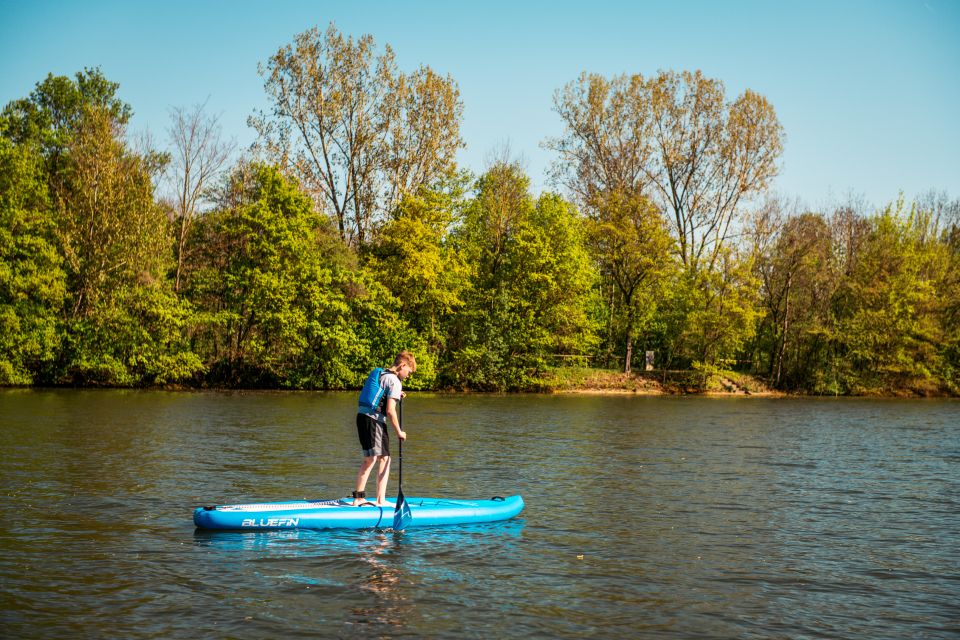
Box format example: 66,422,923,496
193,495,524,530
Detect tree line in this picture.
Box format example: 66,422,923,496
1,25,957,394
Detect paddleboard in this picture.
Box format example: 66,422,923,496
193,495,524,530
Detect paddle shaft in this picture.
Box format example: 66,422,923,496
397,398,403,489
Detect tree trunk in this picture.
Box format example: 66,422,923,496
774,276,791,386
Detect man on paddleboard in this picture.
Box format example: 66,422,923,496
352,350,416,506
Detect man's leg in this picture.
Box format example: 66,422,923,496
353,456,377,505
375,455,392,505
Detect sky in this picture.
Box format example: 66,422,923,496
1,0,958,211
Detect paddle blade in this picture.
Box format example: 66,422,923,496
393,489,412,531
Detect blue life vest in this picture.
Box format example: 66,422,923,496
358,367,394,413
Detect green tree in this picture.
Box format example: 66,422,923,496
585,189,674,372
676,248,762,370
942,214,960,390
0,134,66,384
365,176,470,377
446,163,597,389
53,106,198,385
751,207,835,389
184,162,372,388
1,68,132,180
831,198,952,393
549,69,783,376
3,69,197,386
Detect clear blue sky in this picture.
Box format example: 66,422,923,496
2,0,958,210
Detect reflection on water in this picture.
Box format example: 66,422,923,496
1,390,958,639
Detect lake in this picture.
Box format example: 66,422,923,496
1,390,957,638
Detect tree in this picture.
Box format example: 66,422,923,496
1,67,132,179
584,189,674,372
832,198,951,393
751,206,834,388
942,208,960,390
53,105,199,385
165,101,234,292
54,107,170,319
2,69,199,385
365,176,470,361
547,73,652,204
250,24,464,246
678,248,761,370
0,134,66,384
446,163,597,389
183,162,369,388
549,69,784,273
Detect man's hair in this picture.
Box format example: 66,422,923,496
393,350,417,372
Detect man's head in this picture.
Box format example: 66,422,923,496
393,350,417,380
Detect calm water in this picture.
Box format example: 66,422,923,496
1,390,958,639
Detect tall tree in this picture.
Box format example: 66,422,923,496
54,107,169,319
250,24,464,246
549,69,784,272
751,206,834,388
183,162,369,388
832,199,951,393
3,69,199,385
547,73,652,204
165,101,234,292
0,133,66,384
447,163,597,389
1,67,132,178
585,189,674,372
53,105,198,385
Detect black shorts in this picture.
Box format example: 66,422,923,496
356,413,389,457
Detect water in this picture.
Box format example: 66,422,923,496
1,390,958,639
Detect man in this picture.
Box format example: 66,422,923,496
352,350,416,506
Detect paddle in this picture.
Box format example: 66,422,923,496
393,398,412,530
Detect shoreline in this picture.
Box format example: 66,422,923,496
539,368,957,398
555,387,789,397
3,371,956,399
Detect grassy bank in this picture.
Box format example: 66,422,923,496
539,366,959,397
538,366,781,396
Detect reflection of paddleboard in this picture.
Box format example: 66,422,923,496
193,495,524,530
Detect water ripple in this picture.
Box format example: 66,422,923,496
1,391,958,638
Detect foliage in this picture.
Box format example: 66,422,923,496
0,135,65,384
2,70,199,386
830,199,951,393
549,69,784,273
1,67,132,158
183,162,359,387
444,163,598,390
584,189,675,371
747,196,960,394
251,23,464,246
1,65,957,396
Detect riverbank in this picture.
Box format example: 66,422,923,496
540,366,957,397
540,367,784,396
5,367,955,397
